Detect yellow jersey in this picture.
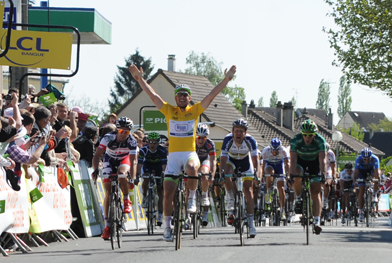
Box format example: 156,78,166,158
160,102,205,153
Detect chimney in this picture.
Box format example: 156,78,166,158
276,101,283,127
283,101,294,130
327,108,333,130
168,55,176,72
241,100,247,118
249,99,255,109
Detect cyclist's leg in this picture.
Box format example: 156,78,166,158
118,161,131,212
264,165,274,202
277,179,285,211
323,178,332,209
184,152,200,212
292,165,304,197
101,156,114,234
103,181,112,223
310,182,322,218
199,161,211,203
372,170,379,201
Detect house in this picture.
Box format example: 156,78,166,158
364,131,392,159
245,102,384,156
337,111,386,131
116,55,268,154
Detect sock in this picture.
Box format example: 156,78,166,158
105,218,111,227
247,214,254,227
314,216,320,222
202,191,208,198
281,207,285,213
165,216,171,228
189,189,196,199
228,190,234,200
123,194,129,200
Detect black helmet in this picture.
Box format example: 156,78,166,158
116,117,133,129
344,162,353,170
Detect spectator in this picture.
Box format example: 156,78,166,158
142,135,149,147
104,113,117,126
132,132,143,149
53,103,77,153
73,126,98,167
77,112,89,135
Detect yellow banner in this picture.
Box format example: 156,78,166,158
0,29,73,70
0,2,5,29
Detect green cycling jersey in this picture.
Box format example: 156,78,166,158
290,133,326,161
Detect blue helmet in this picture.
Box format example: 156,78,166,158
232,118,248,131
270,137,281,151
361,147,372,158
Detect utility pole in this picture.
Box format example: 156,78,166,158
10,0,28,98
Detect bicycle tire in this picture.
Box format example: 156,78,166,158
116,199,123,248
274,190,281,226
238,193,244,246
305,190,310,245
193,190,200,239
148,189,155,235
109,192,117,250
365,192,370,227
174,191,181,250
220,192,226,226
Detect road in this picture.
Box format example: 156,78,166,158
4,217,392,262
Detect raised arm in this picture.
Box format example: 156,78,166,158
201,65,236,109
129,65,165,109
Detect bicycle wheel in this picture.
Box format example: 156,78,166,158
305,190,310,245
274,190,280,226
109,192,117,250
365,191,370,227
116,200,123,248
192,190,200,239
219,192,226,226
148,189,155,235
238,193,244,246
174,192,181,250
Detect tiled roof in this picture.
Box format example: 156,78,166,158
296,108,328,122
248,108,384,156
364,132,392,158
347,111,386,130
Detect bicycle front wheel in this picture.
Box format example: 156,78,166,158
365,192,370,227
238,193,244,246
116,200,123,248
109,192,117,250
305,191,310,245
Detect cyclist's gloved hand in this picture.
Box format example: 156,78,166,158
134,176,140,186
128,179,135,190
92,169,99,181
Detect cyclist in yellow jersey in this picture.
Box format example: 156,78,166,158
129,64,236,242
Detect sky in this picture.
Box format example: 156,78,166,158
32,0,392,123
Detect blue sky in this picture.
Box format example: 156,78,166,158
34,0,392,123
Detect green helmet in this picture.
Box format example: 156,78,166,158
174,84,191,95
301,119,318,133
148,132,160,141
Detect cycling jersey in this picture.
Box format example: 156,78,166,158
98,131,138,160
355,154,379,183
138,145,168,166
160,102,205,153
196,138,216,163
221,133,258,160
326,150,336,178
261,145,289,175
340,170,354,181
290,133,326,161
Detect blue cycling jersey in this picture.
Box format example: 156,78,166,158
354,154,379,171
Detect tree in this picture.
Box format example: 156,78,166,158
108,49,154,113
257,97,264,107
315,79,330,113
324,0,392,95
269,91,278,107
342,122,364,141
185,51,245,111
337,75,352,119
291,96,296,108
368,117,392,132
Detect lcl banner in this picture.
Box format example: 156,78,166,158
0,29,73,70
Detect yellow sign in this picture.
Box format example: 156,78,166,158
0,2,5,29
0,29,73,69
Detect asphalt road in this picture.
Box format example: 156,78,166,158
4,217,392,263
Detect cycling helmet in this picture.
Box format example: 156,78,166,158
148,132,160,141
232,118,248,131
326,142,330,151
196,123,210,136
270,137,281,151
301,119,318,133
344,162,353,170
361,147,372,158
174,84,192,95
116,117,133,129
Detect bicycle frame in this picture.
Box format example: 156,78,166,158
108,174,126,250
141,172,161,235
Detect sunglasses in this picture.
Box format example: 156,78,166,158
149,141,158,144
363,157,370,161
302,133,315,137
118,129,130,135
176,92,189,97
346,169,353,172
196,136,206,140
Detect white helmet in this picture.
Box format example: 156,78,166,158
196,123,209,136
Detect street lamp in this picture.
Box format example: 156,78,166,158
332,131,343,171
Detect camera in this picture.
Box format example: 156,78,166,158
32,134,43,143
3,94,12,101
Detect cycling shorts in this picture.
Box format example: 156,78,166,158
200,159,211,171
102,155,130,183
264,162,285,175
164,151,199,183
357,169,375,186
296,157,321,183
226,155,255,181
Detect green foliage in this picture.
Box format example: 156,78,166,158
316,79,330,113
291,96,297,108
222,85,246,111
324,0,392,96
380,156,392,173
257,97,264,107
108,49,154,114
269,91,278,107
342,122,364,141
368,117,392,132
185,51,223,86
337,75,352,119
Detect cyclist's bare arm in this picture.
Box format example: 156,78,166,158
251,155,258,177
200,66,236,109
92,147,105,170
261,160,267,179
129,65,164,109
284,158,290,177
210,154,217,178
162,164,167,174
137,163,143,175
129,154,137,180
330,162,336,179
220,156,228,173
319,151,327,175
374,168,380,180
290,151,298,175
353,168,359,182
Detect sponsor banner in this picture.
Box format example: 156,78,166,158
378,194,390,212
70,161,103,237
26,166,72,233
143,111,167,131
0,29,72,70
0,167,29,234
2,7,17,30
